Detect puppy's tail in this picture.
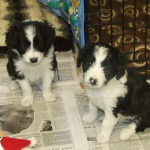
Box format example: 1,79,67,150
54,36,74,52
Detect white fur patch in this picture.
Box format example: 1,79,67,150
85,77,128,111
12,49,21,57
14,46,55,104
83,46,108,88
17,79,34,106
120,123,136,140
97,111,119,143
23,25,43,64
15,46,54,84
82,102,98,123
9,80,20,91
25,25,36,41
120,71,127,84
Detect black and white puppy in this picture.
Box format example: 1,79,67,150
6,21,57,106
77,43,150,143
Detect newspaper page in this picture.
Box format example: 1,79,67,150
53,51,79,86
72,89,150,150
0,53,88,150
1,51,150,150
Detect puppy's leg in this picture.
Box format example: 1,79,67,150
9,79,20,91
82,102,98,123
119,122,136,140
17,79,33,106
97,110,119,143
42,70,55,102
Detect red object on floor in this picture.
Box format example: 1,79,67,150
0,137,31,150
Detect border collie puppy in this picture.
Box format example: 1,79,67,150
77,43,150,143
6,21,57,106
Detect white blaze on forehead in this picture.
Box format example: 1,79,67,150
24,25,36,42
83,46,109,88
94,46,109,65
22,25,44,64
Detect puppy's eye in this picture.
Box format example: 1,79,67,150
101,59,108,70
88,62,92,65
103,66,108,70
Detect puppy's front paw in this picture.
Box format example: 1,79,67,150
21,96,33,106
97,132,110,144
82,114,96,123
9,81,20,91
119,127,134,141
43,92,56,102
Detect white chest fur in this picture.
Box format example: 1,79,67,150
14,57,53,84
85,77,128,111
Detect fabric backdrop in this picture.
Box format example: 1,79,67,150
39,0,85,48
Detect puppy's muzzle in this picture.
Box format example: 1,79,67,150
89,77,98,85
30,57,38,63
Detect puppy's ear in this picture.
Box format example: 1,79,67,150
43,21,56,50
54,36,74,52
77,48,86,68
77,43,92,68
5,23,19,49
116,53,127,80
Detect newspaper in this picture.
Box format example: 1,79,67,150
0,51,150,150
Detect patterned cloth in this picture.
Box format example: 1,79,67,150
39,0,85,48
0,0,71,47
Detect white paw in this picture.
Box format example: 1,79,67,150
21,96,33,106
97,132,110,143
9,81,20,91
119,128,134,141
43,92,56,102
82,113,96,123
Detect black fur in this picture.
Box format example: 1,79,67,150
54,36,74,52
114,71,150,132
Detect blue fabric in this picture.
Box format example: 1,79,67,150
39,0,85,48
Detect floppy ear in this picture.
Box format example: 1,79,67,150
54,36,74,52
5,23,19,49
77,42,92,68
116,53,127,80
77,48,85,68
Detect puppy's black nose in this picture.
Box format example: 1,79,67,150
89,77,98,85
30,57,38,63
